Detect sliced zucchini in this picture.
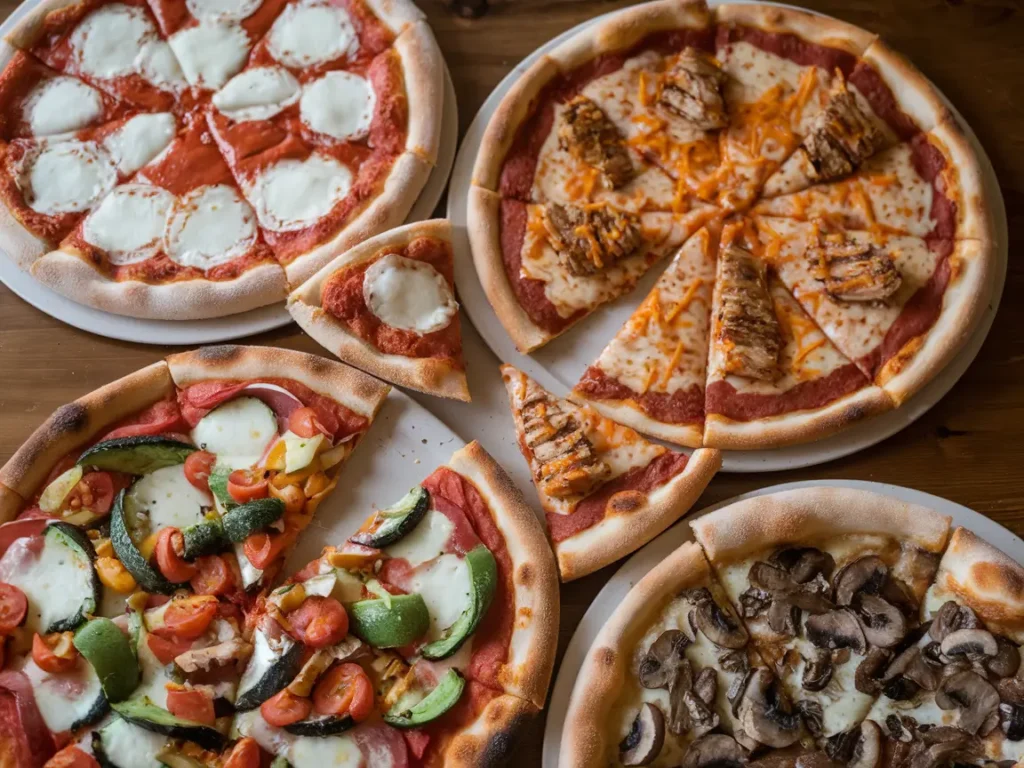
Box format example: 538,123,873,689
74,617,141,703
93,717,169,768
111,698,225,750
234,630,302,711
22,653,108,733
4,521,100,634
350,487,429,549
283,713,355,737
221,498,285,543
421,545,498,660
110,490,175,595
78,436,195,475
181,517,227,560
384,669,465,728
348,593,430,649
208,466,235,510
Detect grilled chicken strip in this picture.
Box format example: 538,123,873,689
558,95,634,188
658,48,728,130
810,237,902,302
716,245,781,381
519,378,610,498
801,80,884,182
544,202,644,276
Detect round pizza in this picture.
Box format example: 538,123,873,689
0,0,443,320
467,0,997,451
0,345,559,768
562,487,1024,767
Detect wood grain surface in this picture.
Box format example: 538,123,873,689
0,0,1021,763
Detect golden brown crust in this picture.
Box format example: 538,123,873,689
0,362,175,501
691,486,952,566
568,393,705,449
703,385,893,449
858,38,948,134
929,114,994,242
714,3,877,55
555,448,721,582
446,441,560,709
0,183,51,271
362,0,424,35
560,542,711,767
165,345,391,420
0,482,26,525
439,693,540,768
395,21,444,165
3,0,80,50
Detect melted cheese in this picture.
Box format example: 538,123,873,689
126,464,211,532
249,154,352,232
16,140,117,215
363,253,457,335
300,71,375,141
266,0,358,69
192,396,278,469
69,4,157,79
165,184,258,270
187,0,263,22
103,112,176,174
83,183,174,264
170,20,251,90
385,509,455,568
24,76,103,137
213,66,300,122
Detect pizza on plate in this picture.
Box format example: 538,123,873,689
0,0,443,319
501,364,720,581
468,0,997,451
288,219,470,402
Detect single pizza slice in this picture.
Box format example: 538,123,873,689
571,223,720,448
11,0,188,112
691,487,951,746
863,528,1024,765
233,441,559,766
703,221,891,450
754,216,992,405
289,219,469,402
501,365,720,581
32,117,289,320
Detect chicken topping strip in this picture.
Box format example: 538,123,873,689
716,245,782,381
544,202,644,276
558,95,635,188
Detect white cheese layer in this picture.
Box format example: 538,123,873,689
249,154,352,232
192,396,278,469
21,656,104,733
214,66,301,122
187,0,263,22
165,184,258,270
406,553,472,642
385,508,454,568
266,0,358,69
83,184,174,264
363,254,457,335
300,71,375,141
25,76,103,137
103,112,176,175
98,716,168,768
170,20,251,90
18,140,117,215
69,4,156,79
126,464,211,532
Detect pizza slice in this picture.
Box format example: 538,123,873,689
501,365,720,581
232,441,558,766
31,117,289,320
10,0,188,112
289,219,469,402
691,487,951,746
754,216,991,405
863,528,1024,765
571,223,720,448
703,220,891,450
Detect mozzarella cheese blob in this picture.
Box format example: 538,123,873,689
165,184,258,269
83,184,174,264
213,66,301,122
250,153,351,231
18,141,117,215
25,76,103,137
136,38,188,91
170,20,251,89
192,396,278,468
126,464,212,532
266,0,358,69
363,254,457,335
187,0,263,22
103,112,176,174
70,4,156,79
300,71,375,141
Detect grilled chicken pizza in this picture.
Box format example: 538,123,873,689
0,0,442,319
468,0,996,450
562,487,1024,768
0,347,559,767
289,219,470,402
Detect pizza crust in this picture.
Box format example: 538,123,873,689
569,394,705,449
396,21,444,165
930,113,994,241
691,486,952,566
446,440,560,709
0,481,26,524
165,344,390,421
858,38,947,134
713,3,877,55
560,541,710,768
3,0,81,51
703,384,893,450
438,692,540,768
554,447,721,582
30,249,289,320
0,187,52,271
0,361,175,502
363,0,425,36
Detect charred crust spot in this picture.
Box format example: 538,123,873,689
50,402,89,438
517,562,535,588
597,646,617,668
481,712,530,766
195,344,242,363
608,490,646,515
845,404,869,423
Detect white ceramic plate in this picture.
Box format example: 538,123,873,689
541,479,1024,767
446,2,1008,473
0,16,459,346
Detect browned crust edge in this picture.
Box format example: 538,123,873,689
713,3,877,56
858,37,948,134
395,21,444,165
363,0,425,36
568,393,706,449
0,481,27,525
440,693,540,768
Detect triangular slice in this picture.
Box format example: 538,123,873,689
288,219,469,402
704,221,891,450
501,365,720,581
691,486,951,745
571,223,720,448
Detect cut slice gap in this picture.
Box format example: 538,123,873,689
288,218,469,401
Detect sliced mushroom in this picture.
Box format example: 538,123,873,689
806,609,867,654
940,628,998,660
879,576,918,618
855,647,892,695
885,713,915,743
738,668,803,748
739,586,772,618
727,668,754,717
849,720,882,768
794,753,843,768
693,667,717,706
667,670,695,735
832,556,888,606
638,629,690,689
997,675,1024,705
935,670,1001,734
750,561,800,592
878,644,924,699
883,675,920,702
802,647,833,692
619,703,665,766
857,594,908,648
796,698,824,737
768,599,800,637
927,600,979,642
824,726,860,762
1000,702,1024,740
979,707,1002,737
679,734,746,768
921,640,945,667
683,690,720,737
904,650,940,692
905,726,983,768
986,636,1021,678
717,649,749,674
770,547,836,584
691,598,749,649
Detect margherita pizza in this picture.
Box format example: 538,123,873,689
561,487,1024,767
468,0,997,451
289,219,470,402
0,0,443,319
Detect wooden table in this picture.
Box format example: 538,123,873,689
0,0,1022,762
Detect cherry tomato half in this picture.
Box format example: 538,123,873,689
243,532,288,571
287,596,348,649
190,555,234,596
312,662,374,722
63,472,115,518
166,687,216,725
223,738,262,768
227,470,269,504
43,746,100,768
154,527,198,583
0,582,28,634
288,407,329,439
31,632,79,674
260,689,312,727
183,451,216,494
152,598,217,641
146,633,193,665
